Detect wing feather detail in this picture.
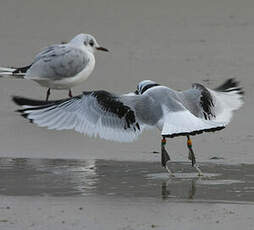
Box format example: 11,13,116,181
13,91,145,142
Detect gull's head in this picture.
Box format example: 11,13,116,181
135,80,160,95
69,34,109,53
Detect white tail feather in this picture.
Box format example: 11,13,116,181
208,79,244,124
0,67,25,78
0,67,16,72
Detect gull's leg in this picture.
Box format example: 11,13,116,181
45,88,51,102
68,89,73,98
161,136,174,176
187,135,203,176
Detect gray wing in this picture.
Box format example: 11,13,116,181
141,86,225,137
180,79,244,123
160,80,244,137
178,83,216,120
25,45,90,80
13,91,161,142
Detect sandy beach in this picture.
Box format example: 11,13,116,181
0,0,254,229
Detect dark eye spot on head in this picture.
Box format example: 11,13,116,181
89,40,94,46
83,41,87,46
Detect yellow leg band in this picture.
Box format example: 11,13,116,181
187,139,192,148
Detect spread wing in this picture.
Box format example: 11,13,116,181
12,91,155,142
180,78,244,124
161,78,244,137
25,45,90,80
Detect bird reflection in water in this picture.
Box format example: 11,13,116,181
161,178,198,200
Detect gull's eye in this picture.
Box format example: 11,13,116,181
83,41,87,46
89,40,94,46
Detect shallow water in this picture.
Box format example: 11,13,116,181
0,157,253,202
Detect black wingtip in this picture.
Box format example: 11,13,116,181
21,113,34,123
12,96,49,123
12,65,32,74
14,107,33,123
12,96,25,106
12,95,70,107
12,96,50,106
215,78,244,95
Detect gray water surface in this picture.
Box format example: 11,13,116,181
0,157,253,202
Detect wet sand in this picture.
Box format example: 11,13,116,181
0,196,254,230
0,158,254,202
0,158,253,229
0,0,254,229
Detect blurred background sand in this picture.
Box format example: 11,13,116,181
0,0,253,164
0,1,254,229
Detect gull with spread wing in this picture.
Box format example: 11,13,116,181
0,34,109,101
12,79,244,176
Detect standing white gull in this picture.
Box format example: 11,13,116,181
12,79,244,175
0,34,109,101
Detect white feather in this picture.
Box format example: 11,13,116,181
161,109,225,136
209,89,244,124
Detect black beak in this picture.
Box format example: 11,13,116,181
96,47,109,52
134,90,139,95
